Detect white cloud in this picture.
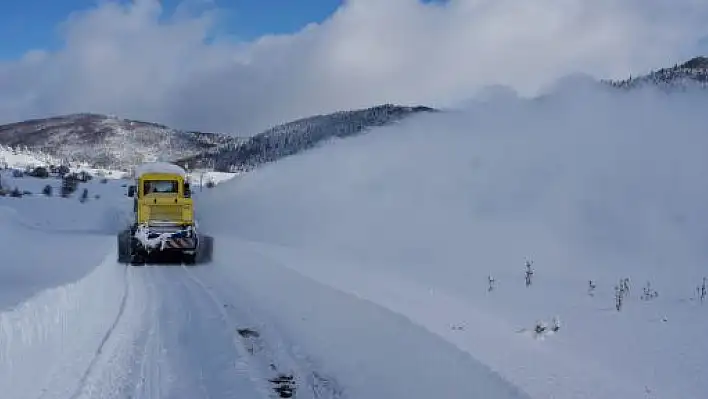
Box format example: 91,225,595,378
1,0,708,134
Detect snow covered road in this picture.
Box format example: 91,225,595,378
0,247,320,399
0,237,528,399
0,173,528,398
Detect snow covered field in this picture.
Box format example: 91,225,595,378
0,81,707,398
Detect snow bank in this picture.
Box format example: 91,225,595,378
197,81,708,398
0,176,133,310
0,206,116,311
0,252,136,399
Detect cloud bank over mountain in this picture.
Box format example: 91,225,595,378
1,0,708,134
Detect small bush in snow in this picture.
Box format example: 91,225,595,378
79,188,89,203
534,320,547,335
57,165,70,177
588,280,596,296
29,166,49,178
615,283,624,311
61,175,79,197
10,187,22,197
621,277,631,296
525,259,534,287
43,184,52,196
206,180,215,188
488,275,495,292
641,281,658,301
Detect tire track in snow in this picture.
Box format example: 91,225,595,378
68,264,131,399
128,266,169,399
175,265,275,399
181,265,346,399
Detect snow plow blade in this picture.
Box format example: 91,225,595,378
117,229,214,266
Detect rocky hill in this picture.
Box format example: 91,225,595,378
0,105,435,173
0,113,244,171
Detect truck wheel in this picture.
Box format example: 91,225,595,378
117,230,132,264
183,253,196,265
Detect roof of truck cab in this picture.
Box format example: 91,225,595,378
135,162,187,178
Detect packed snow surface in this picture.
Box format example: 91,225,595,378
1,80,707,399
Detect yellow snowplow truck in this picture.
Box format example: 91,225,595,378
117,162,213,265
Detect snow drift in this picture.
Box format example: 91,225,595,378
0,171,136,312
197,81,708,398
0,252,140,399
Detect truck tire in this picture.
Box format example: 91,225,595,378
117,230,132,264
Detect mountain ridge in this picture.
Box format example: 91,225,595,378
0,113,245,170
602,55,708,90
0,105,436,172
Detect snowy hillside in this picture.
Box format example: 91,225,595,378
0,144,61,170
195,80,708,399
0,113,244,171
605,56,708,91
179,104,436,172
0,105,433,174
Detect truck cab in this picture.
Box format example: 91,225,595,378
119,162,211,265
128,172,193,227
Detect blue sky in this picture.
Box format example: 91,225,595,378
0,0,344,59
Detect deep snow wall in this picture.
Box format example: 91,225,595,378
199,82,708,288
196,80,708,398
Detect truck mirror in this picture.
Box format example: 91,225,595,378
127,185,135,197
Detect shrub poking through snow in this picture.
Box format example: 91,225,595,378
42,184,52,196
534,320,547,335
621,277,630,296
615,284,623,311
61,175,78,197
588,280,596,297
615,277,631,311
641,281,659,301
525,259,534,287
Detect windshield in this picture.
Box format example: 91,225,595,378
144,180,178,194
